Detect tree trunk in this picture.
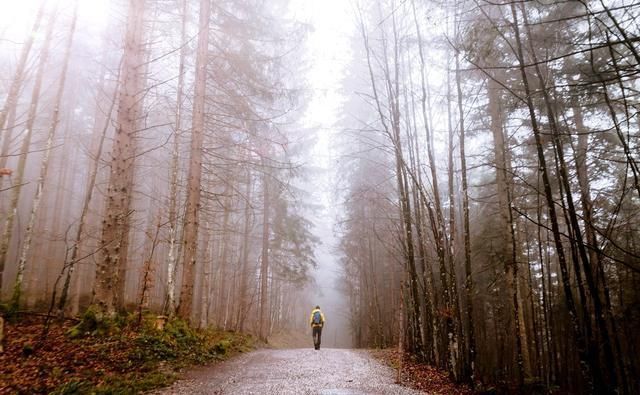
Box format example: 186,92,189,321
199,223,212,328
259,169,270,341
455,49,476,384
236,169,252,332
177,0,210,321
165,0,188,318
136,211,161,325
217,189,232,329
95,0,146,314
0,106,17,196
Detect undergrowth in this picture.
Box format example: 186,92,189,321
0,309,254,394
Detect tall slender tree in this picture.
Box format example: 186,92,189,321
95,0,146,314
177,0,211,321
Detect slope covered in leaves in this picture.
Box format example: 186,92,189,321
371,349,473,395
0,313,253,394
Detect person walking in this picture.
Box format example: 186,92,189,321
309,305,325,350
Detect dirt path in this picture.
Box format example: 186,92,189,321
155,348,424,394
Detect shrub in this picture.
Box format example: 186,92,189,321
67,306,115,339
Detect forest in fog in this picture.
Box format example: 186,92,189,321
338,0,639,393
0,0,317,340
1,0,639,394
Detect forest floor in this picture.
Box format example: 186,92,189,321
371,349,473,394
0,312,253,394
1,314,472,394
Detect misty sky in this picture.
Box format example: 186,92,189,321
289,0,354,347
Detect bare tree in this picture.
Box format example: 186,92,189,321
177,0,210,321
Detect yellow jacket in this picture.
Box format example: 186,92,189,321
309,308,325,327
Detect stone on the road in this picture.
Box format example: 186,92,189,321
155,348,423,394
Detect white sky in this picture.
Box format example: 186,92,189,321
0,0,110,38
289,0,352,132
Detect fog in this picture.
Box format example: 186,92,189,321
1,1,639,393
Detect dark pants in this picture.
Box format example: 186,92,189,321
312,326,322,349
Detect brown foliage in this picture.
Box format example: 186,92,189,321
371,349,474,394
0,316,139,393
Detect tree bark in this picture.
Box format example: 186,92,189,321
199,222,212,328
455,49,476,384
0,106,17,196
177,0,210,321
95,0,146,314
236,168,252,332
258,169,270,341
165,0,188,318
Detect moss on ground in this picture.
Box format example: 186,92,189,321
0,312,254,394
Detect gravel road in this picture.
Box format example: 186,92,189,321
155,348,423,394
